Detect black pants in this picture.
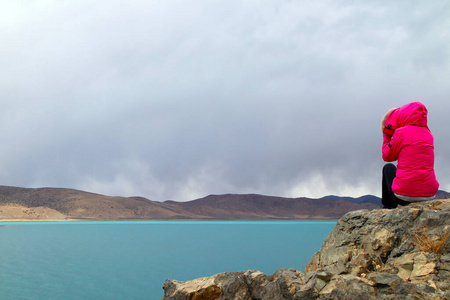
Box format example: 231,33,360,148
382,163,410,208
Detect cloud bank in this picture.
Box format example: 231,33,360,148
1,1,449,201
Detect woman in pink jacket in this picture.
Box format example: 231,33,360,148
381,102,439,209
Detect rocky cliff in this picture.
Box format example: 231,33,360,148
163,199,450,299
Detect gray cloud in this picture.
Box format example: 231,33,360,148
1,1,449,201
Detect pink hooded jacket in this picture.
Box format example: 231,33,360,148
382,102,439,197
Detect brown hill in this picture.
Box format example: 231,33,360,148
164,194,379,220
0,185,379,221
0,185,192,220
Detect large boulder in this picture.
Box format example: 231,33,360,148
163,199,450,299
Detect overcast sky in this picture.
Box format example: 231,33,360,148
1,1,449,201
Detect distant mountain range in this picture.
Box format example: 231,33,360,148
0,185,448,221
321,190,450,205
319,194,381,205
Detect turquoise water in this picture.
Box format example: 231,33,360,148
0,221,336,300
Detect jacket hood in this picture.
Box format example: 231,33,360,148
385,102,429,131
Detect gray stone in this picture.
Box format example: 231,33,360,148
366,272,402,287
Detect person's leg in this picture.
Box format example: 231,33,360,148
382,163,400,208
397,199,411,206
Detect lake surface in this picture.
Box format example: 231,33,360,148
0,221,336,300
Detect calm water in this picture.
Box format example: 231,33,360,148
0,221,336,300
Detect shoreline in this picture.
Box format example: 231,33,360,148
0,217,339,222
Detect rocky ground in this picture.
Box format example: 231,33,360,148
163,199,450,299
